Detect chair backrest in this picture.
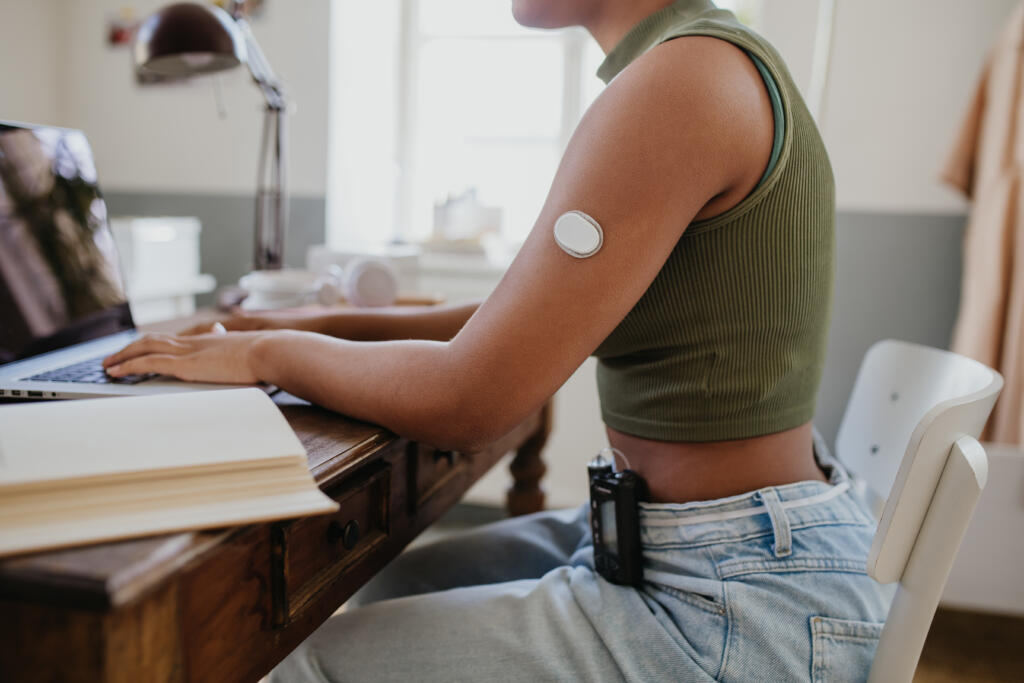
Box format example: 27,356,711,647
836,339,1002,581
835,339,1003,682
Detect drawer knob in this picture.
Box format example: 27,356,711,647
328,520,361,550
342,520,360,550
433,449,456,466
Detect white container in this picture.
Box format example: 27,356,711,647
110,216,215,323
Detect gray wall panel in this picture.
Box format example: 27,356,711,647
815,211,966,446
104,192,326,306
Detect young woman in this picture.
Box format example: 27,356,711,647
105,1,893,680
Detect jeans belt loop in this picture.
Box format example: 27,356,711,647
760,488,792,558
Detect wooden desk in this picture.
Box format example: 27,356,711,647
0,393,550,682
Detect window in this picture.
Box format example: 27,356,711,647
327,0,836,253
397,1,606,247
328,0,603,250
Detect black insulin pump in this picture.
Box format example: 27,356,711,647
588,449,648,587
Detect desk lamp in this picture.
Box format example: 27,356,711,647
133,0,288,272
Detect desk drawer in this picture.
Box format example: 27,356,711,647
272,462,390,625
409,445,471,512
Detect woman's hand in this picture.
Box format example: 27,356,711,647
102,329,280,384
178,310,321,336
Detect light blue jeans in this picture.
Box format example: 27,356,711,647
271,439,894,682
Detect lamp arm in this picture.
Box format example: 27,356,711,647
269,106,289,269
236,17,287,111
233,16,288,270
252,101,288,270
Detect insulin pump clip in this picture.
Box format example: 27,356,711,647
588,450,648,587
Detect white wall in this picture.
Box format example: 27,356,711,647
1,0,330,198
814,0,1016,213
758,0,1017,213
758,0,820,103
0,0,65,125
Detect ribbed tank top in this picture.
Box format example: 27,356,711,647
591,0,835,442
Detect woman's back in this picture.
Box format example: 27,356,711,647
593,1,835,446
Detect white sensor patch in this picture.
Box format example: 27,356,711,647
553,211,603,258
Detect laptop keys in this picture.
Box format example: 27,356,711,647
27,356,155,385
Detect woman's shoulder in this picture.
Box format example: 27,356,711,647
594,35,775,216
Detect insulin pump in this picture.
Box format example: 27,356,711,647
588,448,648,587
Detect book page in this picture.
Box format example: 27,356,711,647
0,485,339,557
0,388,306,486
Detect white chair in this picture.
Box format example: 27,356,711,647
835,339,1003,683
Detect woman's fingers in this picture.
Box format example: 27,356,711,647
105,353,186,379
180,322,227,336
102,330,264,384
180,315,263,336
102,334,188,368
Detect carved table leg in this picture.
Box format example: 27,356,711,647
506,400,552,516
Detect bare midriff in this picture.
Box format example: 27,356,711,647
606,421,827,503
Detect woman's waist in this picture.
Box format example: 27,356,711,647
606,422,829,504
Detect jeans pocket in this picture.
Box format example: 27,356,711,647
654,584,726,616
642,568,727,616
810,616,883,683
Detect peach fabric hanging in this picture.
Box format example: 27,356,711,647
942,1,1024,443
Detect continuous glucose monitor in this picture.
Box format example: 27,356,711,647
554,211,603,258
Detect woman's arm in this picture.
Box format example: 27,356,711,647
316,301,481,340
190,301,482,341
105,37,773,452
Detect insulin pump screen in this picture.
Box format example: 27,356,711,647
599,500,618,555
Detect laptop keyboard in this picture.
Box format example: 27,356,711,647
27,355,154,385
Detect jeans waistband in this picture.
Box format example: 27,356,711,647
637,428,874,549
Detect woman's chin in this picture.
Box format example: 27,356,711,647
510,0,584,29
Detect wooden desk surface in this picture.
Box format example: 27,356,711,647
0,390,549,682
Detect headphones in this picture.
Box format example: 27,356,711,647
316,259,399,308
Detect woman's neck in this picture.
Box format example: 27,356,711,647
585,0,677,53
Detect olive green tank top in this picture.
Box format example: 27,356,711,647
591,0,835,442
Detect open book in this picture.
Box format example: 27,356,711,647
0,388,338,557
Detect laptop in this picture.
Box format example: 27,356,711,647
0,121,237,399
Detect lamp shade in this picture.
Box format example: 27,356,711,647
133,3,246,77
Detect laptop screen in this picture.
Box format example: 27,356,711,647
0,123,133,366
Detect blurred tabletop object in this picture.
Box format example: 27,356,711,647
110,216,216,324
